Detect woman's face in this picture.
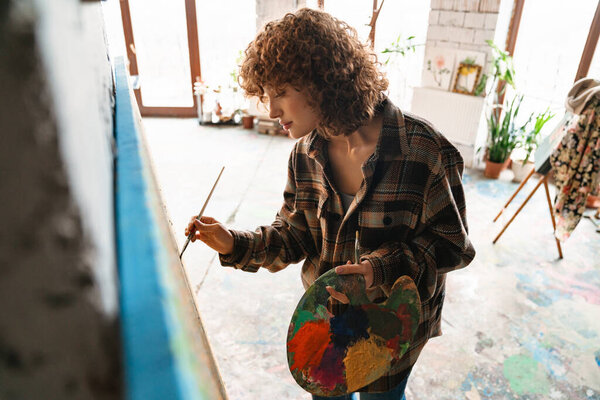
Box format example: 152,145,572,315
264,85,320,139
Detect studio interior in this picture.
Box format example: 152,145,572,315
1,0,599,399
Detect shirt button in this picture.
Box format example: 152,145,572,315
383,216,392,225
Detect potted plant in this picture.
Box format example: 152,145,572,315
482,40,521,178
511,108,554,182
484,94,529,178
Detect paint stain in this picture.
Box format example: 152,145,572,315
503,354,550,395
287,271,421,397
475,331,494,353
291,309,314,336
343,334,392,392
288,320,330,371
311,342,345,391
329,306,369,349
595,350,600,368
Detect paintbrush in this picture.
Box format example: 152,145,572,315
354,230,360,264
179,166,225,259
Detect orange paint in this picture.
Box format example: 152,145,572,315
288,320,331,371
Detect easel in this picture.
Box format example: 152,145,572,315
492,168,563,258
491,113,576,259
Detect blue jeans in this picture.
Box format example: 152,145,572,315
311,374,409,400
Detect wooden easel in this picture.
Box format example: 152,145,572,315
492,168,563,259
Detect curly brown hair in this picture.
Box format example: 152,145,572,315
238,8,388,137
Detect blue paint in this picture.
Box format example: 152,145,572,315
459,369,505,399
577,329,598,339
510,327,566,381
114,57,212,400
329,306,369,349
515,272,571,306
238,340,274,346
460,372,474,392
595,350,600,368
461,171,472,184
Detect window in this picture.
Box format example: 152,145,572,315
128,0,194,107
509,0,598,132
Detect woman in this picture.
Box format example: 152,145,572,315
185,8,475,399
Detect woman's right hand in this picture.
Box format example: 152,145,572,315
184,216,234,255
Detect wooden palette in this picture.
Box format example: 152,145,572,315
286,269,421,397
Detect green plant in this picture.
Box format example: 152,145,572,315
381,34,423,64
486,94,530,163
519,108,555,164
230,50,244,89
473,73,488,97
486,39,516,98
483,40,523,163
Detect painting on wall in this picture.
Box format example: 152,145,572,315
451,50,487,95
452,62,482,95
422,47,455,90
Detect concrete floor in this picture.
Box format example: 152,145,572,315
143,118,600,400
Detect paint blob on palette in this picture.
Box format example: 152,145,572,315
286,270,421,397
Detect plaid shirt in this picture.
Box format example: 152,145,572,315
220,98,475,392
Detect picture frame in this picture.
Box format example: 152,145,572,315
422,46,456,90
452,62,482,95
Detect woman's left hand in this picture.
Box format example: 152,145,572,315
325,259,374,304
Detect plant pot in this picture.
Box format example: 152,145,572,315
484,157,511,179
242,115,254,129
511,159,535,182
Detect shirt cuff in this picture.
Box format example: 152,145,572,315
218,229,254,268
361,255,385,287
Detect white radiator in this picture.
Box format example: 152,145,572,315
410,87,488,168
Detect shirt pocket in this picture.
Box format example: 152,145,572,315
294,187,324,226
359,197,422,230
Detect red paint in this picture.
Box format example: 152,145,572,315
311,342,345,390
386,335,400,354
395,304,413,341
288,320,331,371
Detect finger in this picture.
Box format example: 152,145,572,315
199,216,217,224
193,218,218,230
335,264,363,275
326,286,349,304
185,222,192,235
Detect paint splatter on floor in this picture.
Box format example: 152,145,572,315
143,120,600,400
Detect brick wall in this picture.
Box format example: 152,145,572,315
426,0,501,74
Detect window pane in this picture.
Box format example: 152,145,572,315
511,0,597,131
324,0,372,42
196,1,255,89
375,0,430,109
129,0,194,107
323,1,430,110
196,0,256,116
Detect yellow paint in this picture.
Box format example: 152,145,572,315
343,335,392,392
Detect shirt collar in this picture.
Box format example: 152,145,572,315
306,97,407,164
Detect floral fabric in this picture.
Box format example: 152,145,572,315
550,97,600,241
